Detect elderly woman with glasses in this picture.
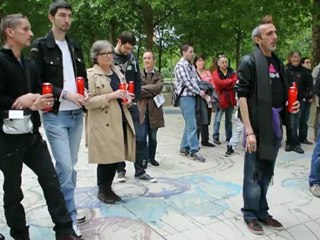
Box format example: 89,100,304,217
85,40,136,204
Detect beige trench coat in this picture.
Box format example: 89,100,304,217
85,64,135,164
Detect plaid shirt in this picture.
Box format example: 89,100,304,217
174,58,201,97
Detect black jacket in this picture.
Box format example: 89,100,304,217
236,47,289,161
285,64,313,101
114,52,142,101
0,48,41,134
30,30,87,114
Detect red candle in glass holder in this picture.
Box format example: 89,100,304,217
42,83,53,112
76,77,85,96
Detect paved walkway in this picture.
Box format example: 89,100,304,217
0,107,319,240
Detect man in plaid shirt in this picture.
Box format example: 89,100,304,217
174,44,206,162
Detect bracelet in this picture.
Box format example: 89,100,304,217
246,132,255,137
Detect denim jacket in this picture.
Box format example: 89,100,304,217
30,30,87,114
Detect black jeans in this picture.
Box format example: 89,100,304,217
298,101,311,142
0,132,73,240
197,106,212,144
141,109,159,162
116,104,145,177
97,163,117,188
286,111,301,146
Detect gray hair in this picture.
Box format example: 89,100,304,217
251,26,260,40
90,40,114,65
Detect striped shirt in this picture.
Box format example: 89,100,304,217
174,58,201,97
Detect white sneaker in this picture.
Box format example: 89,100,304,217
73,224,82,237
77,211,86,225
310,184,320,197
117,171,127,183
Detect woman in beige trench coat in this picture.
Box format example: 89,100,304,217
85,40,135,204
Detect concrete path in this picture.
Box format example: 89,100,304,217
0,107,319,240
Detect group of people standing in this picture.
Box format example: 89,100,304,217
0,1,164,240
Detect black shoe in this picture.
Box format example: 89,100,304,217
293,145,304,154
285,143,293,152
225,145,234,156
0,233,4,240
97,187,122,204
201,142,215,147
213,138,221,145
148,159,160,166
301,139,313,145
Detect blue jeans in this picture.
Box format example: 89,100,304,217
42,109,83,224
141,111,159,161
179,96,199,153
309,122,320,185
213,106,233,141
241,137,281,221
299,101,311,142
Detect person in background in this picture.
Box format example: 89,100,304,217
309,70,320,197
312,62,320,141
301,57,312,71
212,56,237,145
114,31,157,183
225,106,244,156
285,50,312,154
138,51,165,167
0,13,79,240
174,44,206,162
30,1,88,237
194,55,215,147
299,57,313,144
86,40,135,204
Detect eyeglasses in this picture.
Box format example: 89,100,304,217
97,51,114,56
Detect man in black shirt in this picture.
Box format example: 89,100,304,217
236,16,299,235
0,14,79,240
114,31,156,183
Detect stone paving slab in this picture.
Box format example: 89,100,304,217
0,106,319,240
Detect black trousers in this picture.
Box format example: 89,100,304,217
116,104,145,177
97,163,118,188
0,132,73,239
197,106,212,143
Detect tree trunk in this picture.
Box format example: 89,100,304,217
142,3,154,51
312,0,320,67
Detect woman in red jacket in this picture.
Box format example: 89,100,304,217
212,56,237,144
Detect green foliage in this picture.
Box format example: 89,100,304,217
0,0,316,68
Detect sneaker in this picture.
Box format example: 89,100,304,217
135,173,157,183
201,142,215,147
117,171,127,183
76,211,86,224
225,145,234,156
293,145,304,154
258,217,284,231
190,152,206,162
301,139,313,145
179,148,189,156
213,138,221,145
310,184,320,197
72,224,82,238
245,219,264,235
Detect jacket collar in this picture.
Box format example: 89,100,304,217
92,64,126,83
45,30,74,49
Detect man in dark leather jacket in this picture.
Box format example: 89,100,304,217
235,15,299,235
30,1,87,237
